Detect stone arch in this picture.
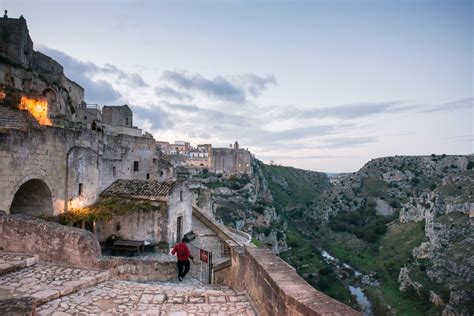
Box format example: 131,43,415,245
10,177,54,216
42,88,58,102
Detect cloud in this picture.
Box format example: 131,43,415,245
258,154,354,160
161,71,276,103
155,86,192,100
316,137,377,149
37,46,148,104
422,97,473,113
130,104,174,130
258,124,353,144
237,74,277,98
285,101,416,120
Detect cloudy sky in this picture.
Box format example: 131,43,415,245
3,0,473,172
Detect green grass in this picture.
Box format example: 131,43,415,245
251,238,264,247
319,221,432,315
262,164,329,207
360,177,389,199
279,227,355,306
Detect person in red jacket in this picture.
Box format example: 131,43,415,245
171,238,194,281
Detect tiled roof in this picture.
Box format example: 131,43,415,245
101,179,175,198
0,107,39,129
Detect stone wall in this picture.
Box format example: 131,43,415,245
167,182,193,244
0,125,162,215
95,208,168,244
210,148,253,175
0,214,101,268
102,105,133,127
0,16,34,67
191,206,359,315
225,246,360,315
98,256,176,282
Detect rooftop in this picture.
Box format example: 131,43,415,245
101,180,176,198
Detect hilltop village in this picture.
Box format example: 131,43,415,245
0,13,359,315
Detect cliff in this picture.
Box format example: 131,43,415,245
201,155,473,315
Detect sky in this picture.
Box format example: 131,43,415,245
2,0,473,172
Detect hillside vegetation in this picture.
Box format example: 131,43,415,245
209,155,473,315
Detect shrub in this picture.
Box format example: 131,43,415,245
389,200,399,208
319,267,332,275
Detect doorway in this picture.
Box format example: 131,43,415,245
177,216,183,243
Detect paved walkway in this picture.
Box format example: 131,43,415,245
0,262,109,303
0,251,256,315
38,279,255,315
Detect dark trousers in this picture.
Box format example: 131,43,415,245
177,260,190,278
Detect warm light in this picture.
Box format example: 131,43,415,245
0,90,5,100
19,96,52,126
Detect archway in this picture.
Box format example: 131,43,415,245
10,179,54,216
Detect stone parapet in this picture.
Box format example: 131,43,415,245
0,214,101,268
192,206,360,315
97,255,176,282
226,246,360,315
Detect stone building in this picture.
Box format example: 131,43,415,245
210,146,253,175
97,179,192,244
102,105,143,137
102,105,133,127
0,11,33,67
0,13,85,128
0,14,165,216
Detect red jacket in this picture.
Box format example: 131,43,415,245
172,242,193,261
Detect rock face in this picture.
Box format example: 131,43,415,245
197,155,473,315
339,155,473,315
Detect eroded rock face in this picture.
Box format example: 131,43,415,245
396,168,474,315
398,267,422,292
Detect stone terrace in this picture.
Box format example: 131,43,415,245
0,251,256,315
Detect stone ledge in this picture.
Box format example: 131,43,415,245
0,214,101,268
0,251,38,276
234,247,361,315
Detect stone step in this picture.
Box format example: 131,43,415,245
0,251,38,276
0,263,110,304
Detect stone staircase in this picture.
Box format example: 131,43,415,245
0,251,110,305
0,251,256,315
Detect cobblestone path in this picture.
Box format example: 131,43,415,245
0,262,110,303
0,251,256,315
38,279,255,315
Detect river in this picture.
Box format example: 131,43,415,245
319,249,375,315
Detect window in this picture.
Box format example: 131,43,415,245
146,173,150,180
125,117,129,125
112,166,116,176
84,116,87,120
180,190,183,202
78,183,83,196
133,161,139,172
153,158,157,164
